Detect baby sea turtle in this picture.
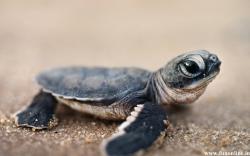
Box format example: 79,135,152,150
15,50,221,156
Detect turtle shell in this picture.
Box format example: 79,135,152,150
36,67,151,101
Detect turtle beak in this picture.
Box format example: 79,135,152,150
206,54,221,75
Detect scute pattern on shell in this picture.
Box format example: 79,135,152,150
36,67,151,101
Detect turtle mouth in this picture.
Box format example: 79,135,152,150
203,70,219,84
182,70,220,90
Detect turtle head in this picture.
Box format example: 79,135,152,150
152,50,221,105
162,50,221,89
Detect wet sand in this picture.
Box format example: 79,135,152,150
0,0,250,156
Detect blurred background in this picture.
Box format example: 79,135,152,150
0,0,250,156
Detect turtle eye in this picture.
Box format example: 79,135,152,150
179,60,201,78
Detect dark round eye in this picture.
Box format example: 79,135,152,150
183,60,200,74
179,60,201,78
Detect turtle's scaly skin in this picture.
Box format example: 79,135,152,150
14,50,221,156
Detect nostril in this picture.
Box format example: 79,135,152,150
210,55,218,62
210,55,217,62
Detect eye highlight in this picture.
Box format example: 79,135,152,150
179,55,205,78
183,60,200,74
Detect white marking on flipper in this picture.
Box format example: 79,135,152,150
131,111,139,117
118,104,144,131
134,106,143,112
100,104,145,156
137,104,143,108
127,116,136,122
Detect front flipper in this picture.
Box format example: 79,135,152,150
102,102,168,156
14,91,58,130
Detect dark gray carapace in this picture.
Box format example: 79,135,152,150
15,50,221,156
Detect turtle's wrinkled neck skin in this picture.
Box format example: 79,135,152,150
147,69,207,105
146,50,221,105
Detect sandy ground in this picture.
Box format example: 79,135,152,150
0,0,250,156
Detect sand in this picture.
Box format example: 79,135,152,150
0,0,250,156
